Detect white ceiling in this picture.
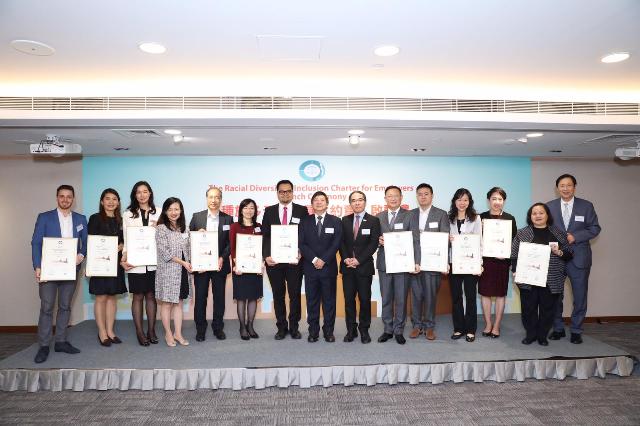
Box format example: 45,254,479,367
0,0,639,157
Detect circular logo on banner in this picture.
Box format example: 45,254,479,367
299,160,325,181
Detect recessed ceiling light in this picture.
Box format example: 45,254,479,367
164,129,182,135
172,135,184,143
139,42,167,54
348,135,360,145
601,52,630,63
348,129,365,135
526,133,544,138
411,148,427,152
10,39,55,56
374,45,400,57
517,137,528,144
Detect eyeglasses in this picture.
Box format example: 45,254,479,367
350,198,365,203
278,190,293,195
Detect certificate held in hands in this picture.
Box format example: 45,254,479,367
419,232,449,273
384,231,415,273
41,237,77,281
482,219,512,258
126,226,157,266
270,225,298,263
452,234,482,274
236,234,263,274
515,242,550,287
86,235,118,277
190,231,219,272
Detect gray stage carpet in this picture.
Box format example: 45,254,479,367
0,314,633,392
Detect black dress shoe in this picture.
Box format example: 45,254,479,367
549,330,566,340
137,334,150,346
465,334,475,343
109,336,122,344
360,330,371,344
34,346,49,364
343,333,355,342
54,341,81,354
378,332,393,343
570,333,583,344
290,329,302,339
394,334,406,345
275,329,287,340
538,337,549,346
247,323,259,339
324,334,336,343
214,330,226,340
98,335,111,347
521,336,536,345
450,332,463,340
195,334,205,342
307,335,319,343
147,332,159,344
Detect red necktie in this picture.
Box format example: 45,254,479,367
353,214,361,236
282,206,288,224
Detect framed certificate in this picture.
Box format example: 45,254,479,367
482,219,512,258
515,242,550,287
236,234,263,274
86,235,118,277
190,231,219,272
40,237,77,281
126,226,157,266
419,232,449,273
452,234,482,274
383,231,415,273
270,225,298,263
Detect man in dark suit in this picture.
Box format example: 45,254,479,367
299,191,343,342
31,185,88,363
262,179,308,340
376,186,418,345
547,174,601,344
408,183,450,341
189,186,233,341
339,191,381,344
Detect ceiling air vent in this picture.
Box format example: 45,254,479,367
112,129,164,138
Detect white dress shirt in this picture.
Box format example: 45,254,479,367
418,206,432,231
57,208,73,238
278,202,293,224
206,210,219,232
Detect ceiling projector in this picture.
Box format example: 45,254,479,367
30,135,82,156
615,142,640,161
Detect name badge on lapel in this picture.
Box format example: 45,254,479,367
76,224,84,232
254,227,261,232
575,216,584,222
325,228,335,234
362,229,371,235
222,224,230,231
291,217,300,224
428,222,438,229
394,223,403,230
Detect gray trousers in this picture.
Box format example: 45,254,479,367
38,280,76,346
378,271,409,335
410,272,442,330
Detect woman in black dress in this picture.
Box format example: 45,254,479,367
88,188,127,346
230,199,263,340
479,187,517,338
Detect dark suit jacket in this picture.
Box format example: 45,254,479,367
261,202,309,261
339,212,381,276
375,208,414,272
299,213,343,278
408,206,450,273
31,209,88,269
189,209,233,275
547,197,601,269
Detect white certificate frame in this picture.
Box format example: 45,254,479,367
40,237,77,281
86,235,118,277
236,234,263,274
190,231,219,272
383,231,415,273
452,234,482,275
125,226,157,266
419,232,449,273
482,219,513,258
270,225,298,263
515,242,551,287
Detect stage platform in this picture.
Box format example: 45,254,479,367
0,314,634,392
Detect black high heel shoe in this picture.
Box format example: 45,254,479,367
247,322,259,339
137,333,150,346
147,331,159,345
98,335,112,347
240,325,250,341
